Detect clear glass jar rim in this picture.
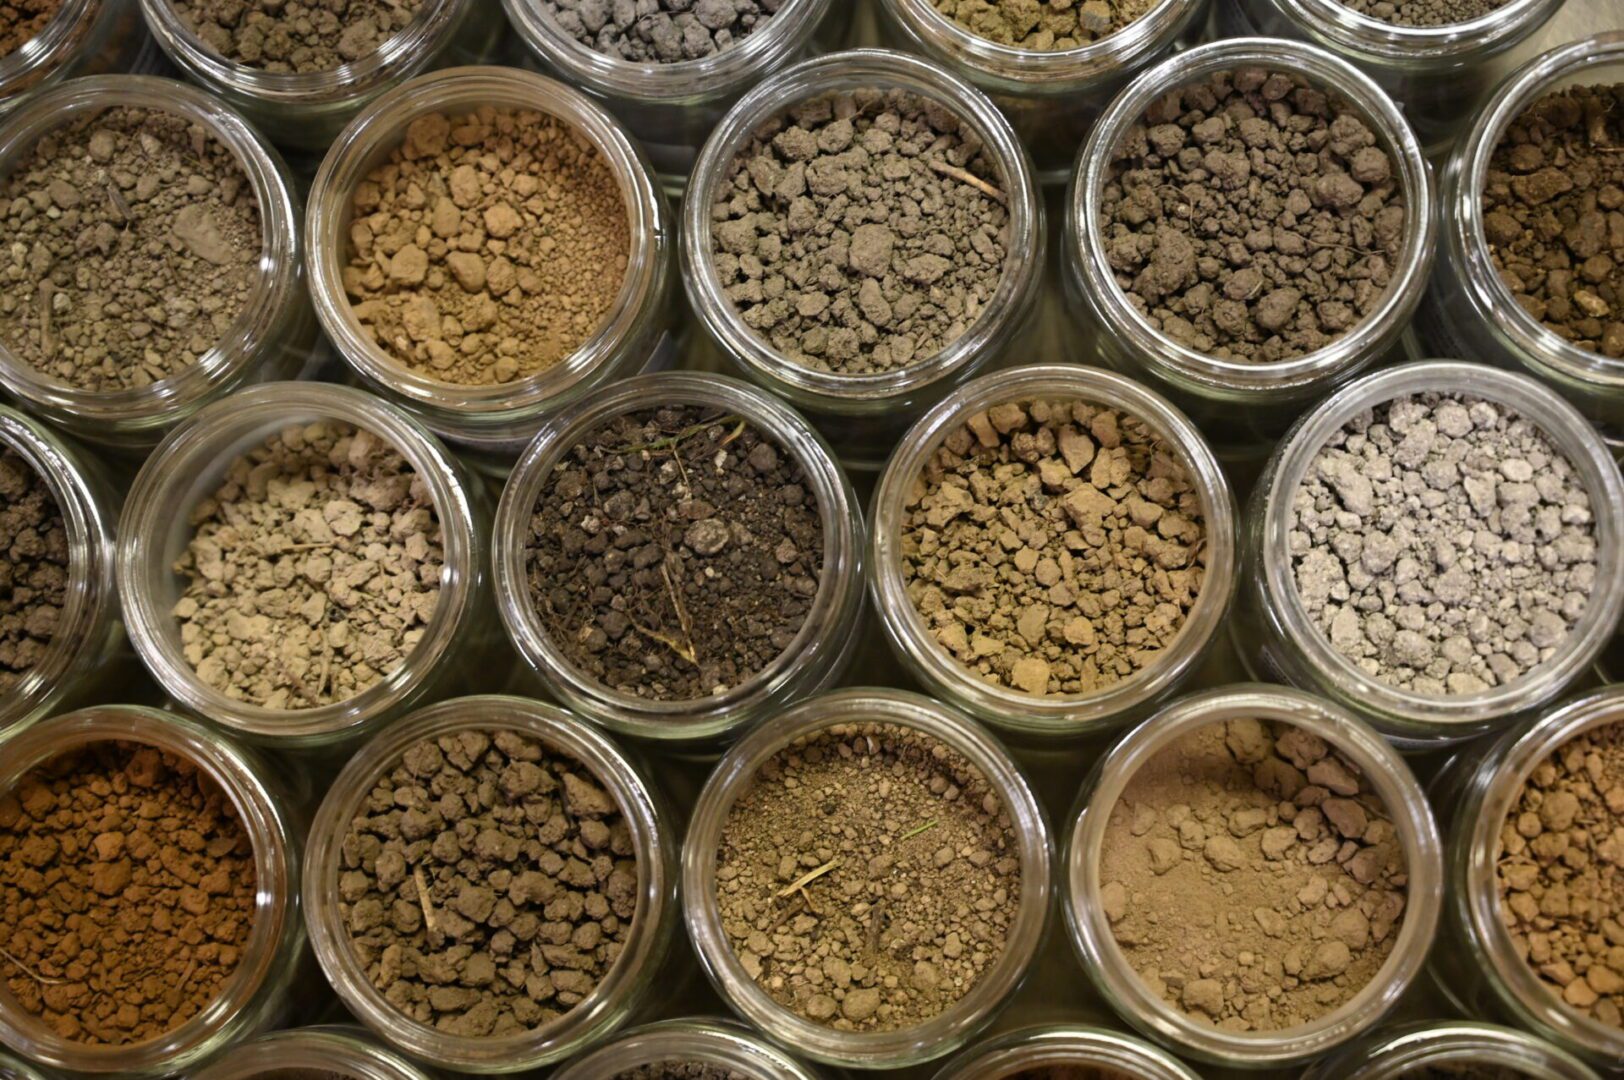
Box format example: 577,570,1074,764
1065,684,1443,1066
1319,1021,1602,1079
930,1023,1202,1080
301,694,672,1071
1268,0,1565,57
1070,36,1435,394
1257,360,1624,729
680,47,1044,405
868,363,1238,733
0,706,296,1075
492,370,865,740
188,1025,437,1080
681,687,1053,1069
548,1018,823,1080
115,381,481,742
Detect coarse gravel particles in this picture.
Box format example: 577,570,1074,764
0,447,67,695
710,89,1010,375
929,0,1159,49
902,398,1206,697
539,0,781,62
1101,719,1409,1030
1100,67,1406,363
1334,0,1511,26
171,0,426,72
715,722,1021,1032
0,0,60,57
1289,394,1598,696
339,728,638,1036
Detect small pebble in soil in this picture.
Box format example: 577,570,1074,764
0,447,67,695
171,0,426,72
930,0,1159,49
539,0,780,62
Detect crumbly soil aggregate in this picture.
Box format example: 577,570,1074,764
929,0,1159,49
1335,0,1510,25
540,0,780,61
172,0,425,72
0,0,60,56
0,447,67,695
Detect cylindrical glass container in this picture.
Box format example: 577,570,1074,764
1221,0,1565,155
1435,687,1624,1066
681,48,1046,472
0,406,121,743
0,0,158,117
1064,684,1442,1068
877,0,1211,182
682,687,1052,1070
932,1023,1202,1080
302,695,676,1073
138,0,501,151
305,66,677,469
1300,1020,1601,1080
115,382,499,752
1065,37,1434,452
0,75,314,455
868,363,1237,738
0,705,305,1077
0,1049,52,1079
189,1024,439,1080
1419,34,1624,439
1233,360,1624,747
549,1018,823,1080
493,371,866,744
501,0,837,181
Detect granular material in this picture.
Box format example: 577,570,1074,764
1334,0,1509,24
171,0,425,72
929,0,1158,50
1481,83,1624,359
0,0,60,57
1100,720,1408,1030
1290,394,1597,695
248,1073,353,1080
610,1065,750,1080
901,398,1206,697
540,0,779,62
1000,1068,1139,1080
0,107,261,392
1497,719,1624,1029
1100,67,1406,363
173,421,442,710
0,448,67,695
525,405,823,701
343,107,630,386
714,722,1021,1031
0,741,257,1044
1399,1068,1529,1080
339,728,638,1035
710,89,1010,375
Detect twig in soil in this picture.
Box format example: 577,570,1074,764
927,159,1007,204
37,281,53,357
769,892,808,930
413,867,439,936
628,618,698,665
615,414,741,455
776,858,842,898
865,898,890,955
898,819,938,841
105,182,133,224
718,418,747,448
797,886,821,916
0,946,64,987
661,560,698,664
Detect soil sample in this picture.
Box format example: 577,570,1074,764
1497,719,1624,1029
1100,67,1406,363
172,421,442,710
0,0,60,57
1399,1068,1531,1079
338,728,638,1035
929,0,1159,49
540,0,779,62
0,107,262,392
248,1073,354,1080
525,405,823,702
0,448,67,694
342,108,630,387
709,89,1010,375
901,398,1205,697
0,741,257,1044
611,1065,751,1080
1100,720,1408,1030
999,1068,1142,1080
1482,83,1624,359
714,722,1021,1031
1290,394,1596,695
171,0,426,72
1335,0,1511,25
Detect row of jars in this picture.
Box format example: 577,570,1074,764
0,678,1619,1077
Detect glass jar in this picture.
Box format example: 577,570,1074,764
0,406,122,743
1064,37,1435,454
189,1024,440,1080
305,65,677,471
1300,1020,1601,1080
138,0,502,152
932,1023,1202,1080
682,687,1052,1070
302,694,677,1073
1232,360,1624,747
0,0,160,117
868,363,1237,738
876,0,1211,183
1418,34,1624,441
0,705,306,1078
1434,687,1624,1066
492,371,866,744
115,381,501,753
549,1018,823,1080
681,47,1046,473
1063,684,1442,1068
0,75,315,456
501,0,838,182
0,1049,52,1079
